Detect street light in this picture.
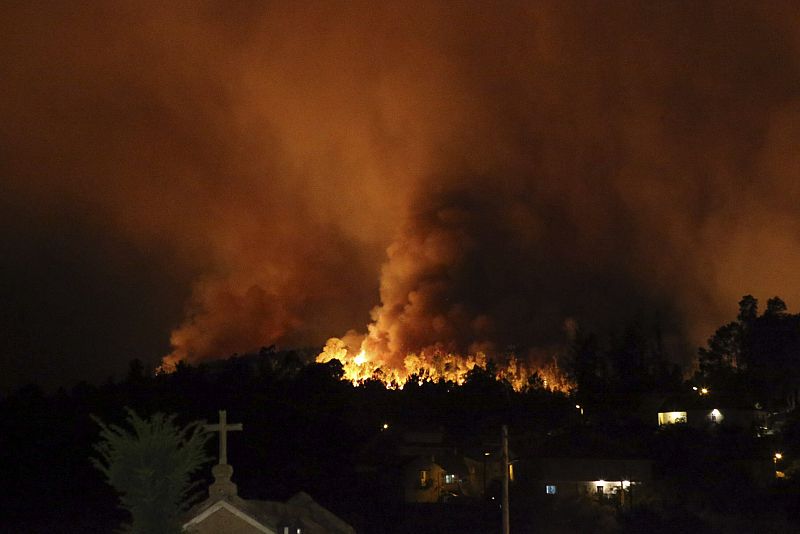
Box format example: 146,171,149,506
774,452,785,478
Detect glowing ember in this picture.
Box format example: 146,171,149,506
316,337,573,393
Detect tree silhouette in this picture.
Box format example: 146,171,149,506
567,330,604,404
91,409,210,534
766,296,788,316
737,295,758,324
698,295,800,407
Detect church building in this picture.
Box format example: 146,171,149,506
182,411,356,534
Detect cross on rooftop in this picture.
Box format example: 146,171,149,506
204,410,243,465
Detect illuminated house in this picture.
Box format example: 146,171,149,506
404,452,484,503
356,427,508,504
398,430,497,503
657,396,767,431
529,458,652,506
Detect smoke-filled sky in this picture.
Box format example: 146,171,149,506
2,1,800,390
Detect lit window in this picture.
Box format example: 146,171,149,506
419,470,428,487
509,463,515,482
658,411,687,425
546,485,556,495
444,474,457,484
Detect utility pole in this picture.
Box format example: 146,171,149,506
502,424,510,534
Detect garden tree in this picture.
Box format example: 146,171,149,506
699,295,755,381
91,409,211,534
697,321,742,394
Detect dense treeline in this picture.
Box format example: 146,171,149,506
566,318,684,414
0,348,572,532
2,296,800,532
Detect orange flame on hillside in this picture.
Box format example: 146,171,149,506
316,337,573,393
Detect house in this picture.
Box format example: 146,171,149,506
527,457,652,507
183,411,355,534
657,394,767,431
398,429,512,503
403,451,484,502
357,426,505,504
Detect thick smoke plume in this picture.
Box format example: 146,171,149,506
3,1,800,385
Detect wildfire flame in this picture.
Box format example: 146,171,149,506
156,336,574,394
316,337,573,393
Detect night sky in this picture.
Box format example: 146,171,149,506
2,1,800,391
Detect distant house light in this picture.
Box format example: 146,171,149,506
546,485,556,495
710,409,722,423
444,474,457,484
658,411,687,425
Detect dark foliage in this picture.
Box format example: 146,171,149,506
91,409,210,533
3,299,800,532
565,320,683,418
698,295,800,408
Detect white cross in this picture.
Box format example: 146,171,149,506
204,410,243,465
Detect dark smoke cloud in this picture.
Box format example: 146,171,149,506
2,1,799,386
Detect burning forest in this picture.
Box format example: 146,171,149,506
4,2,800,394
316,337,572,393
7,2,800,532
